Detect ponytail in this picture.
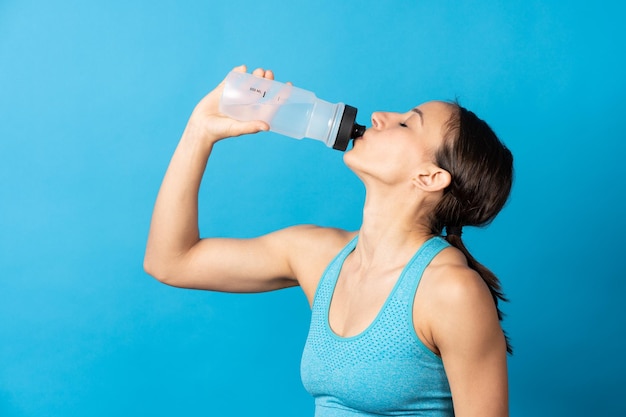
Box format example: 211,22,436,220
432,103,514,355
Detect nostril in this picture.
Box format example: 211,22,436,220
371,113,380,128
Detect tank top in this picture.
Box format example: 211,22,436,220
301,236,454,417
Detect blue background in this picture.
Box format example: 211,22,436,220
1,1,625,416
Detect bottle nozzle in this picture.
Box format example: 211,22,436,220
351,123,366,139
333,105,364,151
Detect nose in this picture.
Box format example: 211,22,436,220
371,112,384,128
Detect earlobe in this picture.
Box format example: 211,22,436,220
413,166,451,192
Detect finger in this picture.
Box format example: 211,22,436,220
229,120,270,137
252,67,265,77
251,120,270,132
217,65,248,90
264,69,274,80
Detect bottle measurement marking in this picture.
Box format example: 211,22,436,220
249,87,266,97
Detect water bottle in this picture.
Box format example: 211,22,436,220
219,71,365,151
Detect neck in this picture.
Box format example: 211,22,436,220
354,184,435,269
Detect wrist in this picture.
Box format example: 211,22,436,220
181,119,220,150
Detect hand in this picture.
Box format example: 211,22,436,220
186,65,274,144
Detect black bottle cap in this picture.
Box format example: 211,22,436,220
333,105,365,151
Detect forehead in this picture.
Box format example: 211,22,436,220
415,101,455,127
414,101,455,149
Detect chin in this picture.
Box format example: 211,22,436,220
342,146,356,167
342,147,368,180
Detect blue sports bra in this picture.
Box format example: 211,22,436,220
301,236,454,416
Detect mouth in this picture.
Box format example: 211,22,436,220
356,130,368,140
351,123,366,140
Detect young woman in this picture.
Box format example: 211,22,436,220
145,66,513,417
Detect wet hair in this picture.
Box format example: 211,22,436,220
432,102,514,354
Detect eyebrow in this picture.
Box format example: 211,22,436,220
411,108,424,125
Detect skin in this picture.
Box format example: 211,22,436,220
144,66,509,417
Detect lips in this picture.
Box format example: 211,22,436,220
354,129,368,140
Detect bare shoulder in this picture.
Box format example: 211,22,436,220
416,246,504,355
277,225,356,303
271,224,355,257
426,246,493,307
275,224,355,243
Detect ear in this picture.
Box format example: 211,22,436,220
412,164,451,192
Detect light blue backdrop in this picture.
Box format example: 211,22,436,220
1,1,624,416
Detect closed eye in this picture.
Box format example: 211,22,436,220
399,122,408,127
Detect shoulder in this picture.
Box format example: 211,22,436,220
277,224,355,242
276,225,356,303
427,246,493,309
416,245,504,355
272,225,355,258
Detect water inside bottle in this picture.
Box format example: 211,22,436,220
219,103,277,124
221,102,315,139
270,102,315,139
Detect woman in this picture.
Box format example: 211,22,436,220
144,66,513,416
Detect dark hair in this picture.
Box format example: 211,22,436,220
432,103,514,354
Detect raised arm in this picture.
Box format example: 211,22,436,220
143,66,352,296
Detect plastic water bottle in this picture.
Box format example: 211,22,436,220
219,71,365,151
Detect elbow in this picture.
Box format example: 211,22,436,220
143,252,176,286
143,254,158,280
144,243,196,288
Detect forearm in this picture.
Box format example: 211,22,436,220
144,65,272,284
144,122,216,281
